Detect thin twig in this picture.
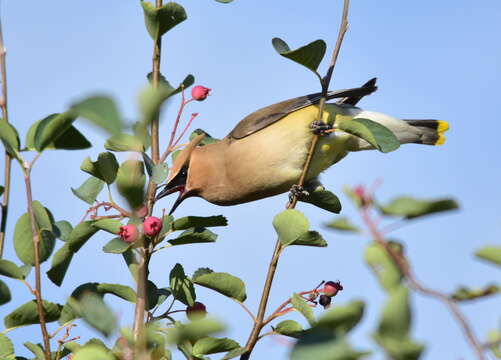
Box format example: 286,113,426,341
360,206,486,360
234,299,257,323
0,14,11,258
241,3,350,358
23,166,51,359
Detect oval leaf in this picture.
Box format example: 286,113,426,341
73,345,114,360
172,215,228,231
14,213,56,266
103,238,131,254
68,221,99,253
168,227,217,246
141,1,187,40
4,300,62,328
193,270,246,302
0,279,11,305
364,242,402,292
152,163,169,184
272,37,326,74
34,111,77,152
0,259,25,279
317,300,365,334
289,230,327,247
116,160,146,209
475,246,501,266
170,263,196,306
0,333,14,359
273,209,310,246
274,320,304,338
0,121,21,159
291,293,315,326
80,152,119,184
300,189,342,214
71,177,105,205
93,219,122,234
379,196,459,219
325,217,360,232
337,117,400,153
46,243,74,286
71,96,122,135
104,133,144,152
193,337,240,356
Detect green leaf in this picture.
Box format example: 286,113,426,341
166,318,225,345
451,284,500,301
116,160,146,209
169,227,217,246
193,337,240,356
289,231,328,247
337,117,400,153
325,217,360,232
0,279,11,305
372,334,424,360
300,189,342,214
26,118,90,151
32,201,54,231
71,177,105,205
379,196,459,219
317,300,365,335
54,220,73,242
133,121,151,150
93,219,122,234
104,133,144,152
378,286,411,339
291,331,370,360
273,209,310,246
189,129,220,146
14,213,56,266
170,263,196,306
34,111,77,151
80,152,119,184
0,185,3,197
221,348,247,360
122,248,138,281
215,0,234,2
475,246,501,266
159,214,174,237
364,242,402,292
272,38,326,75
46,243,73,286
0,259,25,279
152,163,169,184
172,215,228,231
0,333,14,359
73,345,114,360
0,120,21,159
193,270,246,302
24,342,45,359
71,95,122,135
156,287,172,307
141,1,187,40
274,320,304,338
139,74,194,124
291,293,315,326
4,300,62,328
97,283,136,303
75,293,117,337
103,238,131,254
68,221,99,253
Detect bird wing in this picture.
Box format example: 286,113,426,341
228,79,377,140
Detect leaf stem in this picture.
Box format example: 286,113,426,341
360,206,486,360
0,14,11,258
23,166,51,359
241,2,350,358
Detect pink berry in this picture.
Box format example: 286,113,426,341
186,302,207,320
323,281,343,297
191,85,211,101
353,185,365,198
119,225,139,243
143,216,163,237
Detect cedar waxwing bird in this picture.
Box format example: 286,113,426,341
156,78,449,213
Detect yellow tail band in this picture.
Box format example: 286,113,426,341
435,120,449,145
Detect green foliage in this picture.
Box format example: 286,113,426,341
80,152,119,184
14,212,56,266
291,231,328,247
325,217,359,232
71,95,123,135
33,111,77,152
71,176,105,204
475,246,501,266
317,300,365,335
68,221,99,253
54,220,73,242
0,259,25,279
272,38,326,79
141,1,187,40
4,300,62,328
151,163,169,184
166,318,225,345
364,242,402,292
193,269,247,302
190,128,220,146
116,160,146,209
23,342,45,359
0,279,11,305
337,118,400,153
168,227,218,246
170,263,196,306
105,133,145,152
26,117,91,151
71,293,117,337
103,238,131,254
300,189,342,214
273,209,310,246
73,345,114,360
46,242,73,286
291,293,315,326
0,333,14,359
291,331,370,360
0,120,21,160
274,320,304,338
192,337,240,357
378,196,458,219
172,215,228,231
451,284,500,301
93,219,123,234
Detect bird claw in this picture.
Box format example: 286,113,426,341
311,121,334,135
289,185,309,202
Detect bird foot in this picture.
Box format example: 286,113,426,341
289,185,310,202
311,121,334,135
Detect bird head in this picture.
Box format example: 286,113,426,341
155,134,206,214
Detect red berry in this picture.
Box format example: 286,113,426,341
191,85,211,101
143,216,163,237
186,301,207,320
319,294,332,309
323,281,343,297
119,224,139,243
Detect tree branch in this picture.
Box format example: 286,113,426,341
241,2,350,358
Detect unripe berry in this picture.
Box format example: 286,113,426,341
319,294,332,309
143,216,163,237
323,281,343,297
191,85,211,101
119,224,139,243
186,301,207,320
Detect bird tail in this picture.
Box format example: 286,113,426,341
403,119,449,146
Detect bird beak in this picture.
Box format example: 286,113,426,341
155,183,189,215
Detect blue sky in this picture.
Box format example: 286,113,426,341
1,0,500,359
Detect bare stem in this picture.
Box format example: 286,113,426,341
0,14,11,258
360,206,486,360
240,3,350,359
23,167,51,359
134,0,164,355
